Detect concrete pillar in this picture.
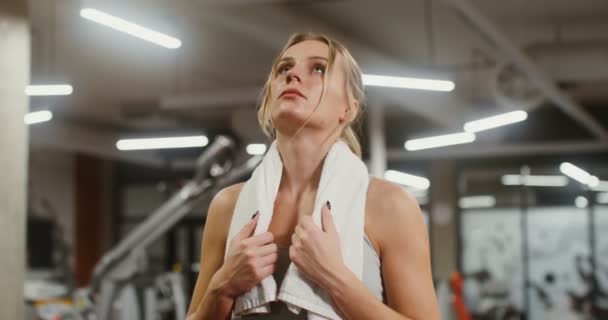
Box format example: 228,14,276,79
429,160,458,279
0,1,29,319
367,104,386,177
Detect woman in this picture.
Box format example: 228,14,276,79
187,32,439,320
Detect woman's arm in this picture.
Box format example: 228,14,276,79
325,180,440,320
187,184,243,320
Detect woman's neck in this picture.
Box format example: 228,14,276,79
275,132,336,197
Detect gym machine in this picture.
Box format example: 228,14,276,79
71,135,261,320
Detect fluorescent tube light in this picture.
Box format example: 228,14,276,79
384,170,430,190
405,132,475,151
80,8,182,49
362,74,454,92
501,174,569,187
25,85,73,96
459,195,496,209
116,135,208,150
575,196,588,209
24,111,53,125
464,110,528,133
559,162,599,187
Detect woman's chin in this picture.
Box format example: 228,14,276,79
275,99,306,112
273,107,308,124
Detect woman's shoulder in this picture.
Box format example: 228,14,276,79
366,176,421,217
213,182,246,206
365,177,425,256
205,182,246,233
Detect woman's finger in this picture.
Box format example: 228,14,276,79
246,231,274,246
255,242,278,256
256,264,275,281
256,252,278,267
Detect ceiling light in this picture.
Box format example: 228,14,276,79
25,84,73,96
116,135,208,150
362,74,454,92
559,162,599,187
464,110,527,133
459,195,496,209
80,8,182,49
405,132,475,151
575,196,588,209
501,174,569,187
24,111,53,125
384,170,430,190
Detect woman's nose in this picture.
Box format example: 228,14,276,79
286,67,302,84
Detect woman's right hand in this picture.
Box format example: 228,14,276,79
214,214,278,298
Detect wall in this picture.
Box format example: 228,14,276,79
28,149,76,265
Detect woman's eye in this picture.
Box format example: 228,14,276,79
313,64,326,74
277,65,290,75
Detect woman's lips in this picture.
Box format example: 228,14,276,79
281,92,302,99
280,88,306,99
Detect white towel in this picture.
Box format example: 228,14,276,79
224,140,370,319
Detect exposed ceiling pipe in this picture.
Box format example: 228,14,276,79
441,0,608,140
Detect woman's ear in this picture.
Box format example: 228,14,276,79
345,99,359,123
350,100,360,122
340,97,359,124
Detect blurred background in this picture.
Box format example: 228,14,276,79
2,0,608,319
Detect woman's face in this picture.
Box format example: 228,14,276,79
269,40,356,137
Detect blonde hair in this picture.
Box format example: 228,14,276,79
256,32,366,158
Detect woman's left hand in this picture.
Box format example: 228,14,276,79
290,201,347,289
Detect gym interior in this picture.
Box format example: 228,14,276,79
2,0,608,319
